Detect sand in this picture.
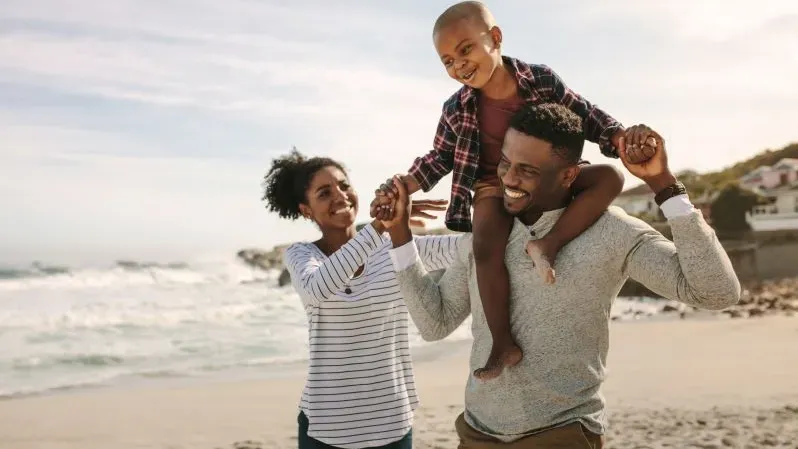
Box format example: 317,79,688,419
1,316,797,449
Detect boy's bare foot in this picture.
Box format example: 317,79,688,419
525,239,557,284
473,341,523,381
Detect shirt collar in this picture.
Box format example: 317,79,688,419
509,208,566,243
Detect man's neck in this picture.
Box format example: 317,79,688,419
518,194,570,226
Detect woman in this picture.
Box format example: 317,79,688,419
262,149,460,449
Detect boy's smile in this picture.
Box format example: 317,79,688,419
433,17,501,89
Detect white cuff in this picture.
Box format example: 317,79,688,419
660,194,695,219
389,240,420,272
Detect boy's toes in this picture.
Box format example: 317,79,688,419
526,242,555,283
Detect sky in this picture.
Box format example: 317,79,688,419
1,0,796,265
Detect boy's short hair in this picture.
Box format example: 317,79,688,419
433,1,495,35
508,103,585,164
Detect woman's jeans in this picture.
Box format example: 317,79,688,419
298,412,412,449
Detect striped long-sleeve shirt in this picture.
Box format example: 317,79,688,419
283,223,461,448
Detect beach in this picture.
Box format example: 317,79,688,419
1,316,796,449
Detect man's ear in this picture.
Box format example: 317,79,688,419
562,164,581,189
489,26,503,49
299,203,312,220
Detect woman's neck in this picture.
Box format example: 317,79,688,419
315,225,357,256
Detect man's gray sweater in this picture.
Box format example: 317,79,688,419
392,205,740,442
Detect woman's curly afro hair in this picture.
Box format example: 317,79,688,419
261,147,347,220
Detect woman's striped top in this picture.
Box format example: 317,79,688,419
283,223,460,448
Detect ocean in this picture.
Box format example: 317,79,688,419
0,257,668,399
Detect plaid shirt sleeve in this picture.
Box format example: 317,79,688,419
534,64,624,158
407,111,457,192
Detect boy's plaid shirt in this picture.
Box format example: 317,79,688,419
408,56,623,232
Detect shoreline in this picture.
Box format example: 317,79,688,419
0,311,790,403
0,317,796,448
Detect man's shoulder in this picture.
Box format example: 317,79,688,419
592,206,659,238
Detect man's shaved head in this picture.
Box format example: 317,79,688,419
433,1,497,36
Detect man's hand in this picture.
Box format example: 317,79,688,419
618,124,677,193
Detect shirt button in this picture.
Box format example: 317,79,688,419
344,287,352,294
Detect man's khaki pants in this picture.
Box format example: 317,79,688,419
455,413,604,449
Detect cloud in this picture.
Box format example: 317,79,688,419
0,0,795,263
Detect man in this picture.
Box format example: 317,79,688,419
382,103,740,448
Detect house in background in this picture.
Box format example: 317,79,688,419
614,181,718,224
742,158,798,231
746,184,798,231
692,190,719,224
612,184,661,221
739,158,798,191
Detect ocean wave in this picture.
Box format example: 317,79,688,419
0,258,277,292
0,262,71,279
12,354,127,370
0,254,676,400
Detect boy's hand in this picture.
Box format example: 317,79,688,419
375,174,420,199
612,129,656,164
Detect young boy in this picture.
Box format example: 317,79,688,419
378,1,655,381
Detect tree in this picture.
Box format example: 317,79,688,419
710,184,765,234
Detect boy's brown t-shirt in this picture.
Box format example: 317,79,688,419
476,91,526,184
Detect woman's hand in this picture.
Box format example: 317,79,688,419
408,199,448,228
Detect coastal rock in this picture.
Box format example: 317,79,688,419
236,247,286,271
278,268,291,287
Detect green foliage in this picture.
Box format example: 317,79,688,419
710,184,765,233
698,142,798,192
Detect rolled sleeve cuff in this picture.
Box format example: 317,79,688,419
598,124,624,158
389,240,420,272
660,194,696,219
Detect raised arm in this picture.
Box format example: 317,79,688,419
379,176,472,341
406,107,457,193
622,196,740,309
618,126,740,309
283,222,386,308
391,238,472,341
533,64,623,158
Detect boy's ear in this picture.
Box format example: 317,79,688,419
489,26,503,48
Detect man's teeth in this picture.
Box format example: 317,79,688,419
334,206,352,214
504,188,526,199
